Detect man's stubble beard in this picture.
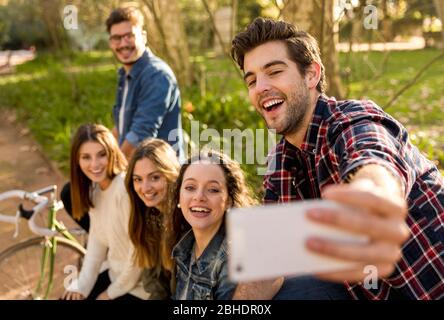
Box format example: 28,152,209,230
265,83,311,137
114,45,140,66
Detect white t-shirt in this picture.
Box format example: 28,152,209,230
67,173,150,299
118,77,129,137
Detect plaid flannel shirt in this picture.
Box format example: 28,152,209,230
263,94,444,300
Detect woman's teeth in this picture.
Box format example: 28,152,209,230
144,193,156,199
190,207,211,213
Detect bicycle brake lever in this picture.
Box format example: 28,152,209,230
54,200,64,211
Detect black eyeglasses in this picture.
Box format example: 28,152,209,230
109,32,135,44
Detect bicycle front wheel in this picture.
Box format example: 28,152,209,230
0,236,85,300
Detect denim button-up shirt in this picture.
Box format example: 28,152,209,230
112,48,184,160
172,225,236,300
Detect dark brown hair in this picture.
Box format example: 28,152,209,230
169,150,257,241
125,139,180,271
106,6,144,33
231,17,326,93
70,124,127,220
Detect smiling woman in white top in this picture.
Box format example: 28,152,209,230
124,138,180,299
61,123,149,300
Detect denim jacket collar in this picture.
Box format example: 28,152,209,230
172,224,226,274
118,48,153,79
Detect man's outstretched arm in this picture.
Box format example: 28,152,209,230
232,277,284,300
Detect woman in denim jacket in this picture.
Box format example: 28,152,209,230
125,139,181,299
171,150,257,300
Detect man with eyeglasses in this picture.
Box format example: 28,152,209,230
60,7,184,231
59,7,185,300
105,6,184,161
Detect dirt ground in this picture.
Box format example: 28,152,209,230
0,110,79,252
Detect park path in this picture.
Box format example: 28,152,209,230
0,50,35,66
0,110,78,253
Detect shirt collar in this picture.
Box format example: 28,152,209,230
282,93,334,155
172,224,226,273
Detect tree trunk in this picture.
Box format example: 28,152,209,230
231,0,238,41
141,0,192,87
380,0,393,42
282,0,344,99
434,0,444,51
38,0,67,50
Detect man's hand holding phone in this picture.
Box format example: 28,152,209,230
306,179,410,283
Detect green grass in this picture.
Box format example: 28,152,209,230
340,49,444,167
0,49,443,194
0,51,117,171
342,49,444,126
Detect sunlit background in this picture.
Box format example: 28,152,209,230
0,0,443,193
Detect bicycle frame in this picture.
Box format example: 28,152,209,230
36,190,81,299
0,185,84,300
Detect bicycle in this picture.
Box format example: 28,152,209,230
0,185,87,300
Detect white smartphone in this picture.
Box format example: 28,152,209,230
226,200,369,282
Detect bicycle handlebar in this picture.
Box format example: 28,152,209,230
0,187,59,237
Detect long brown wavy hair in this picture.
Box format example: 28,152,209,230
125,139,180,271
169,150,258,244
70,124,127,220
